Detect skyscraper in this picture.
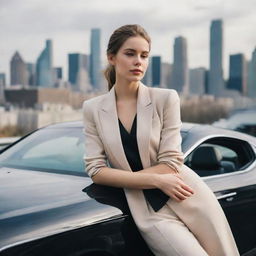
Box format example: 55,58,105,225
90,28,101,90
189,67,207,95
248,48,256,98
26,63,36,86
141,57,152,86
0,73,6,87
161,62,172,89
227,53,247,95
208,19,224,96
170,36,189,94
10,51,28,86
152,56,161,87
0,73,5,104
36,39,53,87
68,53,89,91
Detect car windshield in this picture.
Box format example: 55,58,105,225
0,126,187,176
0,127,86,176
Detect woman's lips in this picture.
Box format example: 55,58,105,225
130,69,143,75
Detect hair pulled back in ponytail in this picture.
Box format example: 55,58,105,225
104,24,151,91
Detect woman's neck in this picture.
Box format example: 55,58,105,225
114,79,140,102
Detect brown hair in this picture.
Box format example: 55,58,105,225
104,24,151,91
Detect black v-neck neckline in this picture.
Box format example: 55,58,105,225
118,114,137,136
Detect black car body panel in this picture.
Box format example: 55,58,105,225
0,121,256,255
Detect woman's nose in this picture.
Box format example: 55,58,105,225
134,56,142,66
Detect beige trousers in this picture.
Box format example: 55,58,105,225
133,165,240,256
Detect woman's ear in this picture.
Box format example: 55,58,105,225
107,54,115,66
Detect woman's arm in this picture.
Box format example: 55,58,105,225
92,166,194,202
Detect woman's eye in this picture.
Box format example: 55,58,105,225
125,53,134,56
142,55,148,58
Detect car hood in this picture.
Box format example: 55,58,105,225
0,167,123,251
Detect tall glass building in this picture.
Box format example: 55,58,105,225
36,39,53,87
208,19,224,96
170,36,189,94
141,57,152,86
90,28,101,90
248,48,256,98
68,53,89,91
10,51,28,86
151,56,161,87
0,73,6,87
227,54,247,95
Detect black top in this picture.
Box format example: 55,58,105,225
118,114,170,212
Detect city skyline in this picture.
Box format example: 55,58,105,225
1,0,256,82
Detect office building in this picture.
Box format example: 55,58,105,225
208,19,224,96
0,73,5,104
141,57,152,86
170,36,189,94
26,63,36,86
161,62,172,89
152,56,161,87
68,53,89,91
227,54,247,95
189,68,207,95
90,28,101,90
36,39,53,87
10,51,28,86
0,73,6,87
248,48,256,98
54,67,62,80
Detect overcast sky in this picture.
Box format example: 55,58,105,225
1,0,256,82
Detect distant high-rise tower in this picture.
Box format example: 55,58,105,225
189,67,206,95
161,62,172,89
152,56,161,87
68,53,89,91
90,28,101,90
227,54,247,95
171,36,189,94
54,67,62,79
10,51,28,86
141,57,152,86
0,73,6,87
248,48,256,98
208,19,224,96
26,63,36,86
36,39,53,87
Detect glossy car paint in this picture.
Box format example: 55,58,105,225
0,121,256,255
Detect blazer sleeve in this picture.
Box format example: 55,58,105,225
82,101,108,178
157,90,184,173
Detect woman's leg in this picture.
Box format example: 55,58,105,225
167,164,240,256
141,203,209,256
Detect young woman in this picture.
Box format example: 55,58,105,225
82,24,240,256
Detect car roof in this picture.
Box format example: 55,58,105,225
42,120,256,144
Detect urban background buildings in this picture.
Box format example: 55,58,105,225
0,19,256,133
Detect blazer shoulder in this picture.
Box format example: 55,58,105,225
82,94,106,111
149,87,179,103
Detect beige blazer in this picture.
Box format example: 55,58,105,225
82,82,184,178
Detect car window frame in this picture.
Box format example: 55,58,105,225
184,134,256,178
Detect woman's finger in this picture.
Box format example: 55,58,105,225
181,183,195,194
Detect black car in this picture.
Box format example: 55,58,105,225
0,121,256,256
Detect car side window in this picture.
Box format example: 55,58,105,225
184,137,255,177
0,128,86,174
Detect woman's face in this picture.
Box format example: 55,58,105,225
108,36,150,83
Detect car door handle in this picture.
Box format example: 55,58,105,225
217,192,237,201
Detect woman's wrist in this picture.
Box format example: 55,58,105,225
151,173,162,189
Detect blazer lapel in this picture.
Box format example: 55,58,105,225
136,83,153,169
98,82,153,171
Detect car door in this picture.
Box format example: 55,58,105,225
184,136,256,254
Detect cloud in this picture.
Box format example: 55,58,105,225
1,0,256,82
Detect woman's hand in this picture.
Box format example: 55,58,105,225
156,173,195,202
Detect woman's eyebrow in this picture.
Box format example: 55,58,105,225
123,48,149,53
